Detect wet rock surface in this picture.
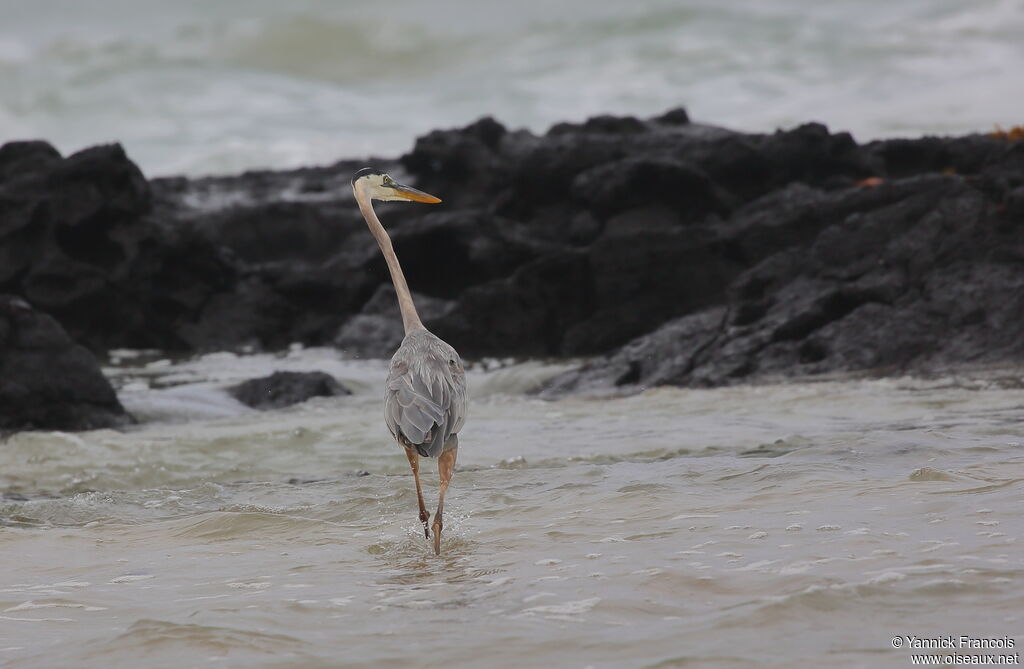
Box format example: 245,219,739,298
228,371,350,410
0,140,235,352
334,284,455,359
0,296,128,431
544,172,1024,393
2,109,1023,403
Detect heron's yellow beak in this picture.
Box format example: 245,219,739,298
392,183,442,204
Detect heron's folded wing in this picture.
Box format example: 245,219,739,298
385,361,464,456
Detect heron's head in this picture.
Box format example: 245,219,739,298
351,168,442,204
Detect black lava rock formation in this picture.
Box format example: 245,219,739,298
228,371,350,410
3,108,1023,400
0,295,128,431
0,140,234,352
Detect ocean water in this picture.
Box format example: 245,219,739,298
2,4,1024,666
1,0,1023,176
1,349,1022,667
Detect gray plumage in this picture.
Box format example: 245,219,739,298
352,168,462,554
385,328,467,458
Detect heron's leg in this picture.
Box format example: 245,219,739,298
432,447,458,555
404,446,430,540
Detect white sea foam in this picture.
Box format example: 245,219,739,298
1,0,1022,176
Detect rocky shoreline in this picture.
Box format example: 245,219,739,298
2,110,1023,429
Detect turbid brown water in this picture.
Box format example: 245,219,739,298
2,348,1022,668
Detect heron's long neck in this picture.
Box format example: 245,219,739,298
355,187,424,333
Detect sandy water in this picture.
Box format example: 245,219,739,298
1,349,1022,667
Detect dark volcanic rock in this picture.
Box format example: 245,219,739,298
431,250,593,357
0,141,237,351
0,141,62,182
229,371,350,410
0,139,396,354
566,210,740,354
334,284,455,359
4,110,1024,395
0,295,127,431
571,156,730,221
544,172,1024,394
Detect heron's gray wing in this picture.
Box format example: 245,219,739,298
385,358,465,458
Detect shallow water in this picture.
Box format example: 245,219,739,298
2,0,1023,175
1,349,1022,667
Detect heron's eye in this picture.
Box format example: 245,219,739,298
382,175,393,185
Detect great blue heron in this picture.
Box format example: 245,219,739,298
351,167,467,555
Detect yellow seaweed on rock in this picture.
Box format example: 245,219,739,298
990,125,1024,141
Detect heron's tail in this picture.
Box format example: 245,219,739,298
415,432,457,459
